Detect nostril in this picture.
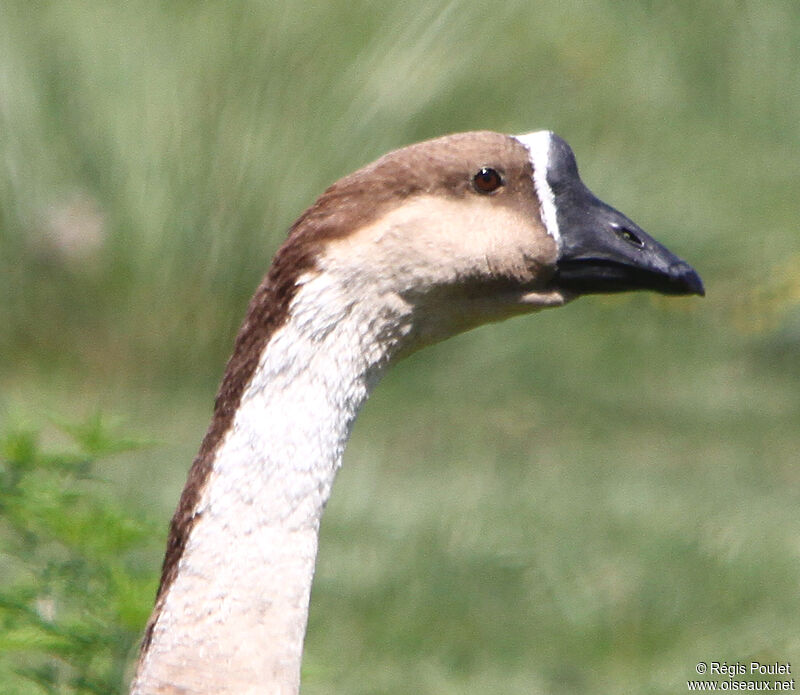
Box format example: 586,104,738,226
612,224,645,248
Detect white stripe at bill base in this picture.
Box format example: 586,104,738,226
513,131,561,245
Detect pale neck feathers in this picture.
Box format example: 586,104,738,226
132,262,411,694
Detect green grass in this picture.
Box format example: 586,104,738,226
1,1,799,693
0,419,159,695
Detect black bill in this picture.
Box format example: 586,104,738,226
545,135,704,297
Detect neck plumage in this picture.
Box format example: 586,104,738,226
131,268,412,695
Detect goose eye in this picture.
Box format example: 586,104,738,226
472,167,504,194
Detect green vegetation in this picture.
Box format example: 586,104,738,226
0,418,158,694
1,1,798,693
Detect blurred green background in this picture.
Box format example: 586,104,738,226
1,1,799,693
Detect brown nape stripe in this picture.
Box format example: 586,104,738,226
140,130,527,652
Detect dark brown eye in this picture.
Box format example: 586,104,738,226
472,167,504,194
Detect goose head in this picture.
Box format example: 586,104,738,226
274,130,703,355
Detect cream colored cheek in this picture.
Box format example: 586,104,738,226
322,195,554,290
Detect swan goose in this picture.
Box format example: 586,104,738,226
130,130,703,694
